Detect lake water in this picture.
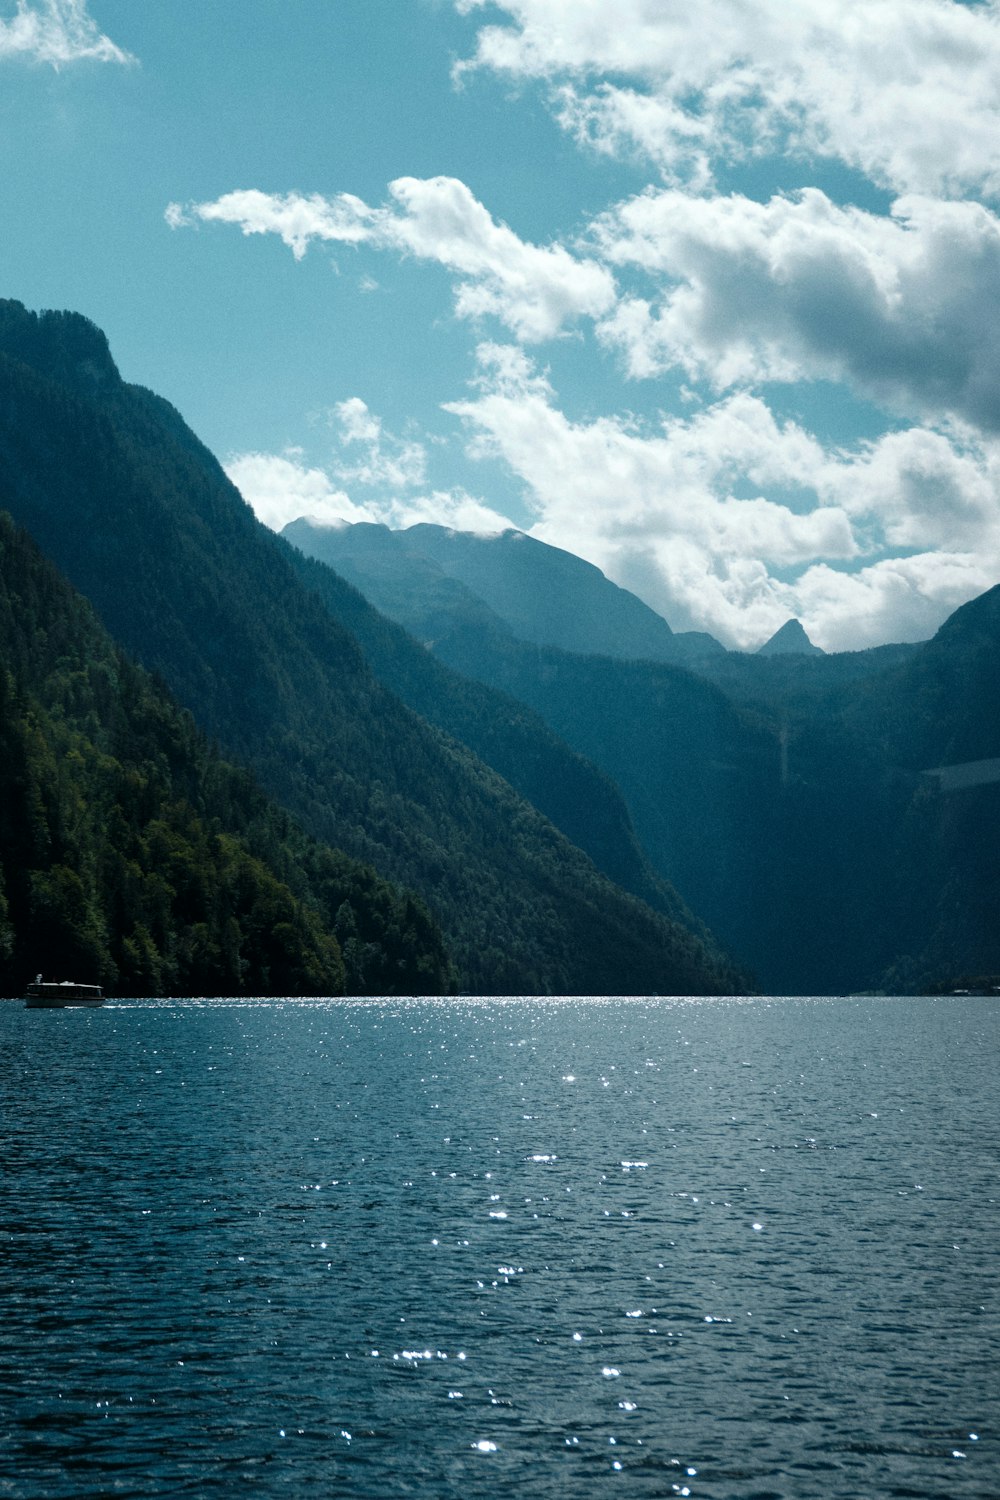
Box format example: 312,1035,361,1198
1,995,997,1499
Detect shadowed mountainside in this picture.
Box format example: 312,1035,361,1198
287,516,999,994
0,299,743,996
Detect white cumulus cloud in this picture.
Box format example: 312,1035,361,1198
167,6,1000,650
592,188,1000,433
224,452,371,532
456,0,1000,200
789,553,999,653
445,343,1000,648
836,426,1000,552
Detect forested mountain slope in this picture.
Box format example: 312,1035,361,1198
0,300,742,995
0,512,451,997
281,541,699,929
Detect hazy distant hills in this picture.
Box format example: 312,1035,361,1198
441,618,999,992
842,586,1000,989
283,517,724,664
0,299,742,996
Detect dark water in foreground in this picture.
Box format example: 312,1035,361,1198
1,995,997,1499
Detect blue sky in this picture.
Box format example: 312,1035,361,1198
3,0,1000,649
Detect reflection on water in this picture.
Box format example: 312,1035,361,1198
0,995,997,1498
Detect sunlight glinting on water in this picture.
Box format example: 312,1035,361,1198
1,995,996,1498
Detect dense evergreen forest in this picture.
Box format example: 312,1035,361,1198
0,300,743,996
0,513,453,997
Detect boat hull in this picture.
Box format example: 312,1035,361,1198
25,983,104,1008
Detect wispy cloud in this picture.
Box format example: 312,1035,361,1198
225,392,517,538
0,0,133,66
166,175,615,342
226,446,515,538
328,397,428,491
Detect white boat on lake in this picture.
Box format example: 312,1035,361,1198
25,980,104,1008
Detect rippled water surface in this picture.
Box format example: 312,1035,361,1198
1,995,997,1498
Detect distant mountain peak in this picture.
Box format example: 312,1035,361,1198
758,618,824,656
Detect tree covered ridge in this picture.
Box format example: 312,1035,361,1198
0,512,454,997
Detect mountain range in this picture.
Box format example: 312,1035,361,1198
0,299,741,997
282,517,723,665
286,515,1000,994
1,298,997,995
